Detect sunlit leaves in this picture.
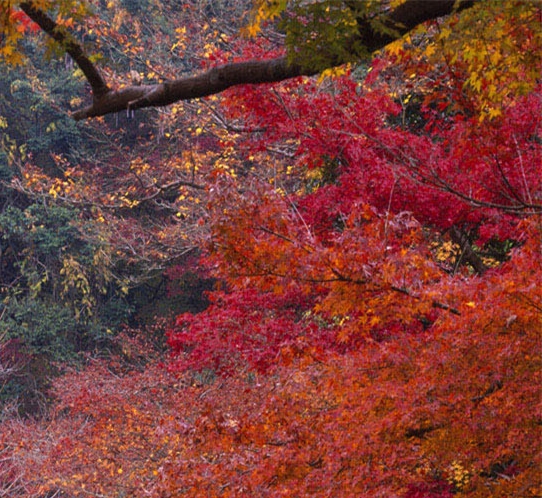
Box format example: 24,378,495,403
384,0,542,120
244,0,288,37
0,0,93,63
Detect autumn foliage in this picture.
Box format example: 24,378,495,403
2,233,540,496
1,0,541,497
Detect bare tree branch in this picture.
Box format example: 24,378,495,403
19,0,477,120
450,226,488,275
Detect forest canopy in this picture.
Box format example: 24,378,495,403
0,0,541,496
3,0,484,118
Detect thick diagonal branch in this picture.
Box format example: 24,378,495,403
19,2,109,98
72,58,308,120
19,0,477,120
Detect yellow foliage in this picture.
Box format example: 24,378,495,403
317,64,350,83
243,0,288,37
447,460,471,490
387,1,541,120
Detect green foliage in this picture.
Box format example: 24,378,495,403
119,0,150,15
0,201,129,320
0,297,131,358
0,201,133,409
0,298,79,360
0,51,88,172
0,204,83,259
283,2,370,71
0,153,12,182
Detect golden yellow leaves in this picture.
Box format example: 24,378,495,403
389,0,408,8
0,3,26,65
59,254,95,318
129,157,150,176
212,146,238,178
243,0,287,37
438,26,452,41
48,183,61,198
446,3,540,120
423,43,436,59
1,0,92,65
69,96,83,108
384,2,541,121
317,64,350,84
447,460,471,490
386,38,405,58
